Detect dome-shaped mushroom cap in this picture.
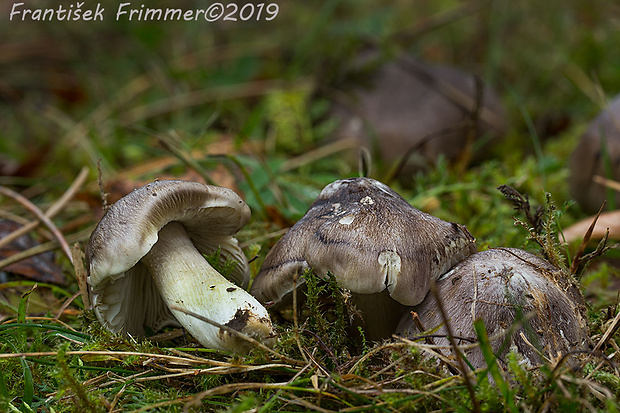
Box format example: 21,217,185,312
396,248,588,370
87,180,250,288
251,177,477,307
86,180,252,337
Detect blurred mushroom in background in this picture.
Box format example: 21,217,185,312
396,248,588,371
329,53,508,180
569,94,620,213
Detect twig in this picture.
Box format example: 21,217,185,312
0,185,73,264
408,311,460,376
560,374,614,402
138,363,292,378
165,348,236,367
3,316,79,332
259,363,313,412
300,328,341,370
385,121,468,184
592,307,620,355
0,227,93,271
293,272,310,364
280,391,335,413
169,305,305,366
346,342,408,375
570,202,605,276
280,138,360,172
135,381,331,413
96,160,109,214
585,350,618,380
430,281,481,413
108,381,128,413
55,291,82,319
0,167,88,251
122,78,294,123
455,73,483,173
71,243,91,310
0,350,227,364
239,228,289,249
45,76,151,176
593,175,620,192
394,335,462,373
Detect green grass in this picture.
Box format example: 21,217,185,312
2,0,620,411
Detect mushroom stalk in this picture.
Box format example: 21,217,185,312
140,221,273,352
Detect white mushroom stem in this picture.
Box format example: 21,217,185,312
140,221,273,352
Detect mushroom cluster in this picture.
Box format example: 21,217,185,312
86,180,274,353
86,177,588,368
250,177,588,371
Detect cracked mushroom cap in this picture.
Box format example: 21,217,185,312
86,180,252,339
250,177,476,338
396,248,588,370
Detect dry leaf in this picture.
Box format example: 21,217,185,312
0,220,65,285
563,210,620,243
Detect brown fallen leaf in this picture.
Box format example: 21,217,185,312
0,220,65,285
562,210,620,243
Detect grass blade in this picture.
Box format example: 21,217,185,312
473,319,518,413
19,357,34,408
0,369,9,399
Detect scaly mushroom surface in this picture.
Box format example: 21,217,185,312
396,248,588,370
86,180,274,353
250,177,477,340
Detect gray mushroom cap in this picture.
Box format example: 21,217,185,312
250,177,476,338
396,248,588,370
86,180,253,339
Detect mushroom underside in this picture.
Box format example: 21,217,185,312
91,262,179,337
93,221,274,352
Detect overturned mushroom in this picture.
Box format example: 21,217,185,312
86,180,274,353
250,177,476,340
396,248,588,370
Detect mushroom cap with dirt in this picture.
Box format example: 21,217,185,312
86,180,274,353
395,248,588,370
250,177,477,340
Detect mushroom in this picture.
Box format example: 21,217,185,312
331,53,507,178
86,180,274,353
396,248,588,370
250,177,477,340
569,94,620,213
